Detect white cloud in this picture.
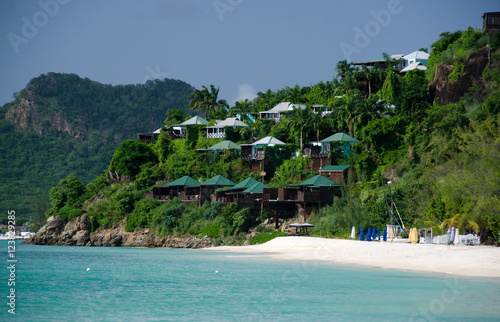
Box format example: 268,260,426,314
232,83,257,105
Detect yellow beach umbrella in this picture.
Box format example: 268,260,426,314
410,228,418,244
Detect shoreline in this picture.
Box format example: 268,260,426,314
201,236,500,278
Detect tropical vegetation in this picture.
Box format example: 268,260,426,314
2,28,500,245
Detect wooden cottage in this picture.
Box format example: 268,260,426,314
152,176,200,201
483,12,500,33
168,115,209,140
138,128,161,143
198,175,236,205
263,175,340,228
215,177,260,204
318,165,351,185
241,136,291,179
203,117,248,139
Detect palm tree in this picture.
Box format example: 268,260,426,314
229,99,254,114
352,96,384,134
253,89,280,112
285,106,314,151
189,85,229,119
305,81,336,106
380,71,402,104
282,85,308,103
440,213,480,235
332,90,364,137
335,60,359,92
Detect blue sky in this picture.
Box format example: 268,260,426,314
0,0,497,106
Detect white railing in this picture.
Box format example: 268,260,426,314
206,133,225,139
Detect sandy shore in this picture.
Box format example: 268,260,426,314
201,237,500,278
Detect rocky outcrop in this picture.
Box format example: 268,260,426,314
23,215,66,245
428,47,490,105
5,93,83,138
23,214,91,246
59,214,91,246
24,214,213,249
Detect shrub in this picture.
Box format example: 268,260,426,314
249,231,287,245
200,221,223,238
109,140,158,177
58,205,84,220
203,201,223,220
113,186,143,214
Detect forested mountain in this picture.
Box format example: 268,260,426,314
0,73,194,227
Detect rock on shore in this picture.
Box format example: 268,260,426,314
23,214,212,248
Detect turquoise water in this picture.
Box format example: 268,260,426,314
1,241,500,321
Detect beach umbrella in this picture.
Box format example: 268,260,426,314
371,227,377,240
289,222,301,234
383,228,387,242
366,227,372,241
454,228,460,246
450,227,456,244
359,227,365,241
377,228,381,241
389,228,394,242
410,228,418,244
350,226,356,239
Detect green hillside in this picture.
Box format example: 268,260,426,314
10,28,500,244
0,73,194,227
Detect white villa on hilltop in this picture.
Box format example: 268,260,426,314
259,102,306,122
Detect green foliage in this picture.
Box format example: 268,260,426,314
311,183,368,237
249,231,287,245
47,173,85,217
86,174,110,195
58,205,85,221
109,140,158,177
113,185,143,214
427,29,488,82
189,85,229,119
380,72,402,104
224,126,241,143
186,125,201,149
203,201,223,220
397,70,429,122
271,156,312,186
262,144,295,174
221,205,253,236
136,164,164,190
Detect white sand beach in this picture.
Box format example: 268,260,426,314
202,237,500,278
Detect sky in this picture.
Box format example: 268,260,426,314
0,0,497,106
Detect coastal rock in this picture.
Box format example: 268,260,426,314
26,214,213,248
59,214,91,246
23,214,91,246
90,222,125,247
23,215,65,245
